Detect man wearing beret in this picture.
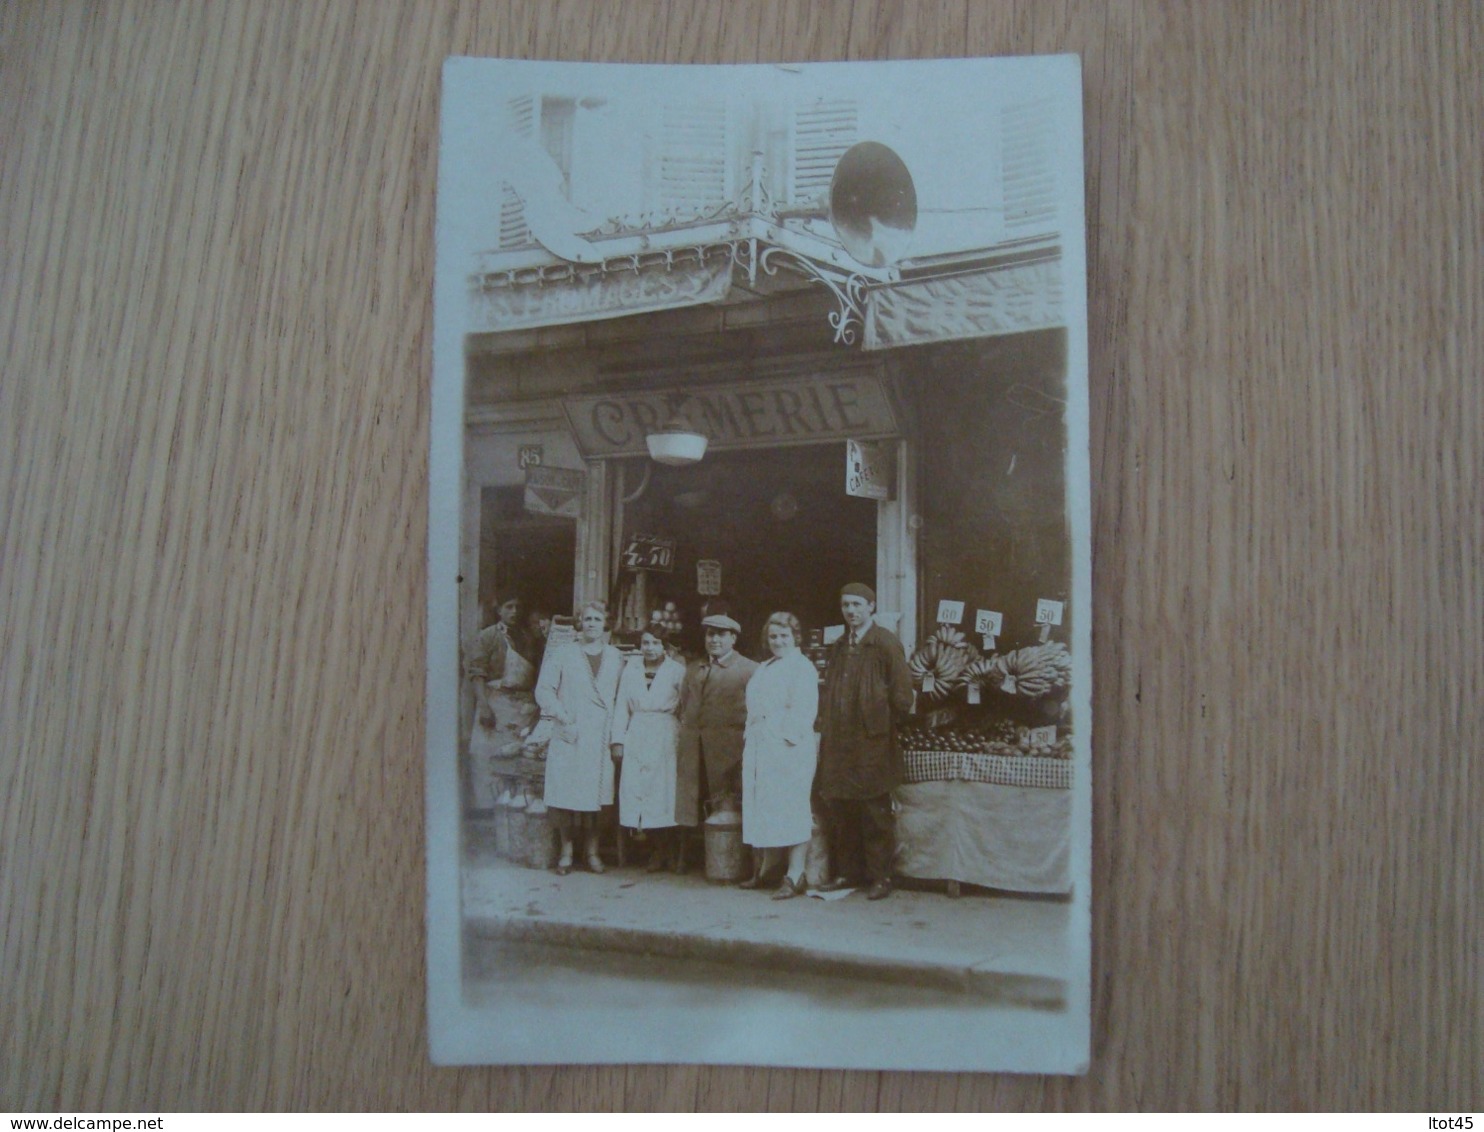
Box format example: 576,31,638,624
674,608,758,870
815,582,915,900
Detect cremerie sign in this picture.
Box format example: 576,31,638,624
563,372,899,459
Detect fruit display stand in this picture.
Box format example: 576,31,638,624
894,737,1073,897
896,632,1075,896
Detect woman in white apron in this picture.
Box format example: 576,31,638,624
740,611,820,898
465,596,541,807
535,601,624,875
609,625,686,872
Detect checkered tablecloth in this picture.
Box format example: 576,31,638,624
902,749,1072,790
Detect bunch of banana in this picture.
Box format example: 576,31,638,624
996,641,1072,697
909,627,981,700
963,654,1002,694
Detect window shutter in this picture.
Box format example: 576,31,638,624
1001,99,1057,232
790,99,858,206
499,96,536,249
655,98,730,215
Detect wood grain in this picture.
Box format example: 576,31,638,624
2,0,1479,1111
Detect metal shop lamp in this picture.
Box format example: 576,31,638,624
645,411,708,467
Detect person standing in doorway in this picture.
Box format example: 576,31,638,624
674,609,758,870
815,582,914,901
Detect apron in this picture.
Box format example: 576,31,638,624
470,644,539,800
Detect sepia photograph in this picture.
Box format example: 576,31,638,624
428,55,1092,1073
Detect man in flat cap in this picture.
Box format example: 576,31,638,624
815,582,915,900
674,605,758,870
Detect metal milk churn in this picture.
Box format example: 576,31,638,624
703,803,746,883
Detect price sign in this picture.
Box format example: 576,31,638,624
975,609,1003,636
936,600,965,625
518,444,544,469
1030,725,1058,747
621,534,676,572
696,559,722,596
967,683,981,705
1034,599,1064,626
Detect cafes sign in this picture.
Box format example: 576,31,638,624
562,373,899,460
523,465,585,518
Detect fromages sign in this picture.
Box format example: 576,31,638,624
563,372,899,459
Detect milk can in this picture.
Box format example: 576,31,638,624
703,805,746,883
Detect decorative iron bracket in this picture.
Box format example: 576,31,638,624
755,246,871,346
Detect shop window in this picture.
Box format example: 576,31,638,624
912,330,1071,649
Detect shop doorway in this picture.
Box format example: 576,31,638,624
479,485,576,626
616,444,878,658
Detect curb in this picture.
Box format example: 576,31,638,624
466,914,1066,1010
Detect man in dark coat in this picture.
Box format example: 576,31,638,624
815,582,915,900
674,611,759,866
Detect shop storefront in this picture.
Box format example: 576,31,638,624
464,310,1075,892
464,347,917,662
455,79,1078,894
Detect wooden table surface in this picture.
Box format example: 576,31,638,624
2,1,1479,1112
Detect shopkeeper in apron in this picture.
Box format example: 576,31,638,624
464,595,542,806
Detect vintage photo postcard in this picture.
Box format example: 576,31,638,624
428,55,1091,1072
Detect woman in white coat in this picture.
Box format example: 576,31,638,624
609,625,687,872
535,601,624,875
739,611,820,899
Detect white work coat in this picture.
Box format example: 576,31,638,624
610,655,686,830
741,648,820,847
535,642,624,812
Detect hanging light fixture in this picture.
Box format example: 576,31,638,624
645,410,708,467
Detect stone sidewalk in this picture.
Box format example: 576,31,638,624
462,824,1073,1009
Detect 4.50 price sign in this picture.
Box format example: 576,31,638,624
622,533,676,572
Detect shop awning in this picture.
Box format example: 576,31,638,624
863,257,1065,350
468,256,733,334
467,234,1065,347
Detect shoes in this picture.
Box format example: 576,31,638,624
771,875,806,901
586,854,606,874
816,876,856,893
555,853,573,877
645,853,668,873
865,880,893,901
736,867,767,890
